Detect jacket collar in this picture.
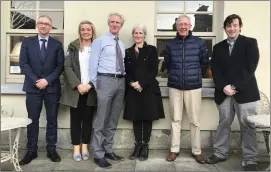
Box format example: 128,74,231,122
224,34,243,45
132,41,148,48
176,30,192,40
68,39,80,51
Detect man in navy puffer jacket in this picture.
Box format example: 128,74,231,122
165,15,208,164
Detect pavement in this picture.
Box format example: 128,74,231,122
0,149,270,171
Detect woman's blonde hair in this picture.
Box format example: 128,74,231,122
78,20,97,52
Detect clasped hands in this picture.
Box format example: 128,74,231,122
223,85,237,96
36,79,48,89
77,84,92,95
131,81,143,92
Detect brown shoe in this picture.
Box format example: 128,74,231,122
167,152,179,161
192,154,206,164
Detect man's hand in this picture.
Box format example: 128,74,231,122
36,79,48,89
131,81,143,92
223,85,237,96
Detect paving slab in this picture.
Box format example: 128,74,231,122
53,151,96,171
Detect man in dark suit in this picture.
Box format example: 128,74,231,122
19,15,64,165
206,14,260,171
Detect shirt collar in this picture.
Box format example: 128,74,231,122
227,34,239,46
107,32,119,39
38,34,49,41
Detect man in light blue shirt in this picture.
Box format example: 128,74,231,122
89,12,126,169
89,32,125,88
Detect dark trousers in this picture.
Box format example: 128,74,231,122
26,92,60,152
70,94,94,145
133,120,153,143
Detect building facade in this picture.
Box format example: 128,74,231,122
1,1,270,149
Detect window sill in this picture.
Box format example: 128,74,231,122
1,84,24,95
1,83,215,98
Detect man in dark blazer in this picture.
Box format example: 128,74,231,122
19,15,64,165
206,14,260,171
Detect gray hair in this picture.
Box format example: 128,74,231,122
107,12,125,26
176,14,191,25
132,24,147,36
37,15,52,23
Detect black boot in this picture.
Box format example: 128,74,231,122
129,141,143,160
138,141,149,161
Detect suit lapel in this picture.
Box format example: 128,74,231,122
222,40,230,57
34,35,42,63
129,46,137,61
230,35,242,57
44,36,53,62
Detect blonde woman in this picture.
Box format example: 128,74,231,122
60,20,97,161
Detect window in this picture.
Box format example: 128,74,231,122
155,1,219,87
5,1,64,83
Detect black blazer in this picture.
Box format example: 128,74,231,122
19,35,64,93
211,35,260,104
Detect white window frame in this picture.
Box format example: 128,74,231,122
154,1,224,88
3,1,64,83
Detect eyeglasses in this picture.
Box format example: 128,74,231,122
37,22,51,27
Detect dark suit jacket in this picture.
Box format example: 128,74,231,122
211,35,260,104
19,35,64,93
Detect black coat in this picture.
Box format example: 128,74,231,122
123,42,165,121
211,35,260,104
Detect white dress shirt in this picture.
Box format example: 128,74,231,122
79,46,91,84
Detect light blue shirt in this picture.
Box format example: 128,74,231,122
89,32,125,88
38,34,49,49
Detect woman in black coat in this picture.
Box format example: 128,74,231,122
123,24,165,161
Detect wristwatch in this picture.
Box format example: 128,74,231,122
231,85,236,90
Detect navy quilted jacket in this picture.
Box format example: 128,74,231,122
164,31,209,90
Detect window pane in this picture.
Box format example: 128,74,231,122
39,11,64,29
10,11,36,29
157,14,181,31
156,38,213,78
187,14,213,32
39,1,64,9
157,13,213,32
51,35,64,44
9,35,25,74
156,1,184,11
186,1,213,12
203,39,213,78
157,59,168,78
11,1,36,9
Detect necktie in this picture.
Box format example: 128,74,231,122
227,42,234,55
114,37,124,74
40,39,47,61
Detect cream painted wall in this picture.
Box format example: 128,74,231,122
223,1,270,100
64,1,155,51
1,1,269,132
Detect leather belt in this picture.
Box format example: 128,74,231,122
98,73,125,78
